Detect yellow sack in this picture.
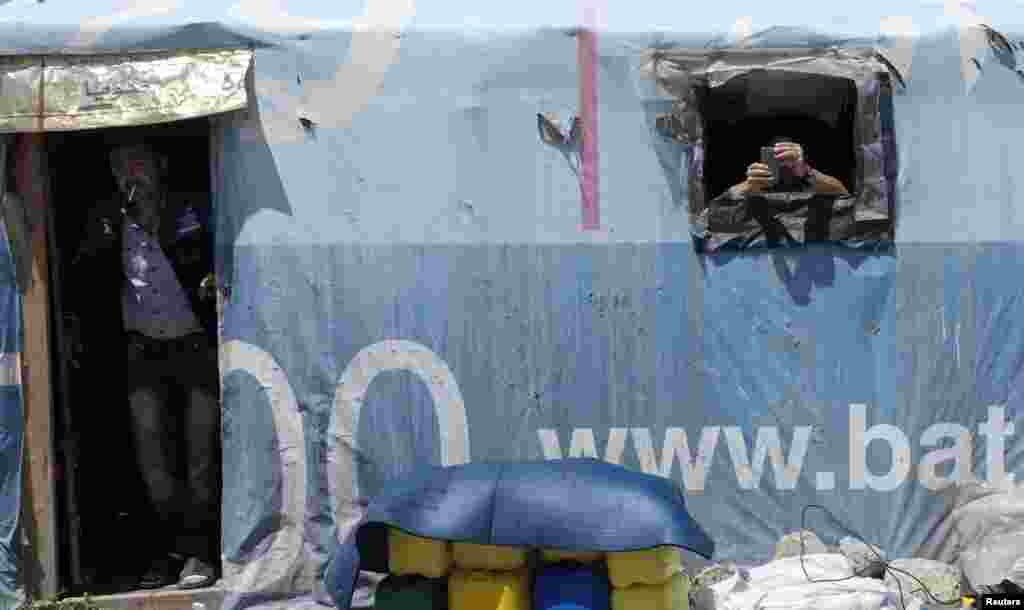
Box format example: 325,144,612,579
611,572,690,610
540,548,604,563
387,528,452,578
449,568,530,610
606,546,683,588
452,543,528,570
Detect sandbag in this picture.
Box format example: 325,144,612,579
710,554,916,610
960,530,1024,591
950,482,1024,589
388,528,453,578
541,548,605,563
712,554,853,592
607,546,684,588
451,543,528,571
951,484,1024,542
374,574,448,610
449,568,530,610
723,580,915,610
534,563,611,610
611,572,690,610
1010,556,1024,587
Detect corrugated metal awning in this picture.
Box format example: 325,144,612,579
0,48,252,132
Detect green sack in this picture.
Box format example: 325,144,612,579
375,574,449,610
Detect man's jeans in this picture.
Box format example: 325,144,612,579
125,331,220,562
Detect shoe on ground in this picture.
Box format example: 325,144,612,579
138,555,183,590
178,557,218,590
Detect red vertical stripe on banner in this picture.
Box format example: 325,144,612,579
577,10,601,231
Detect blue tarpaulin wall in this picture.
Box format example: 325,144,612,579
0,194,23,607
3,0,1024,608
211,23,1024,609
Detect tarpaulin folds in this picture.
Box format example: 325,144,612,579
327,459,714,608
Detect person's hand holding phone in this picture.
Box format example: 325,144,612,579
733,141,809,196
773,141,809,176
736,161,774,194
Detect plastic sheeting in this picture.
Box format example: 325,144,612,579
209,24,1024,610
711,555,915,610
325,459,713,608
947,481,1024,590
0,151,23,607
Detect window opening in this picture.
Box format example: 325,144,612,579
646,47,899,252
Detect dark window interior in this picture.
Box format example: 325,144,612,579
696,70,859,201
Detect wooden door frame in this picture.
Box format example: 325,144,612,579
15,133,59,601
14,118,226,601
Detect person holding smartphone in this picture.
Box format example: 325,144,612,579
728,136,849,197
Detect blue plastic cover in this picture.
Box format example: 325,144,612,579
0,198,23,607
211,24,1024,608
325,459,710,608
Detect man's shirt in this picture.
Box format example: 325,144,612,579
121,213,204,340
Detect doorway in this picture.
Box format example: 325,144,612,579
46,117,222,595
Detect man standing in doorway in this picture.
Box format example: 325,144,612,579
72,141,220,590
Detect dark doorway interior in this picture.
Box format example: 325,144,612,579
46,117,219,595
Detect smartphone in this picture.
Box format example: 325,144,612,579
760,146,781,185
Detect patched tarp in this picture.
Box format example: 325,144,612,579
211,22,1024,610
3,0,1024,608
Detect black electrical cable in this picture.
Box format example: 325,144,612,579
797,504,963,610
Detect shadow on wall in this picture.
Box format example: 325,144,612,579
212,85,296,292
699,244,894,307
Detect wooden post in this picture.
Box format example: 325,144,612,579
15,133,58,600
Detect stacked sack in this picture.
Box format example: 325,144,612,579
384,527,690,610
380,528,452,610
535,548,610,610
449,542,531,610
607,547,691,610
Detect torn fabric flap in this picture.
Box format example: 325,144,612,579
693,192,889,252
644,47,893,90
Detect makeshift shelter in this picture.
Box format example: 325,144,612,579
0,0,1022,608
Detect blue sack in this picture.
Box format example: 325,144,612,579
533,563,611,610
